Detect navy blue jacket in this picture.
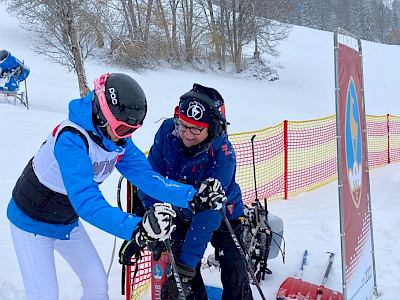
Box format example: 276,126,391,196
140,118,243,268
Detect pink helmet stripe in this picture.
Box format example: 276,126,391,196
94,73,141,139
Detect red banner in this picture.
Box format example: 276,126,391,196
151,253,170,300
336,42,374,299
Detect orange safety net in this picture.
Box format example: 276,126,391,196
126,249,151,300
229,116,338,203
388,115,400,163
229,114,400,206
366,115,389,168
286,117,338,199
230,123,285,204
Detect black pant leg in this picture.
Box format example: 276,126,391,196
186,262,207,300
211,220,254,300
170,213,207,299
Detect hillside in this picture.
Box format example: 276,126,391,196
1,3,400,299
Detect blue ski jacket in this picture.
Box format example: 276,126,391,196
140,118,244,268
7,91,197,241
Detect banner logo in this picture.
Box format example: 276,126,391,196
153,264,163,280
345,76,362,208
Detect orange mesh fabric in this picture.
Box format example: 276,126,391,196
366,115,389,168
230,123,285,204
126,249,151,300
388,115,400,163
286,117,337,198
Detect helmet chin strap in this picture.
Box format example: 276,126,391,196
99,124,126,145
94,121,114,143
100,125,112,141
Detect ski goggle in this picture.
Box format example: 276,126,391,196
94,73,142,139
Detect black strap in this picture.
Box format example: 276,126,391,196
87,130,108,151
57,126,89,153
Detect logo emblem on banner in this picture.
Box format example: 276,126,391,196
153,264,163,279
345,76,362,208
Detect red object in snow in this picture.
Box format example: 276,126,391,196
276,277,343,300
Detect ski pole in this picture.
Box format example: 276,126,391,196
250,134,265,209
250,134,264,231
251,134,273,279
251,134,259,202
163,237,186,300
117,175,125,295
219,208,267,300
316,252,335,299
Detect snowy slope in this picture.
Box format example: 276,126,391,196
1,3,400,299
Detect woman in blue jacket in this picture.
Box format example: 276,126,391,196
140,84,253,300
7,73,225,300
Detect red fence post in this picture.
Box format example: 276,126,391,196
284,120,288,200
387,114,390,164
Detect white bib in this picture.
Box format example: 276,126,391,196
33,120,124,194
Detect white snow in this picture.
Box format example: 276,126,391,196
1,4,399,300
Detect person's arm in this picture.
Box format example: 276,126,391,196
54,131,141,241
137,124,168,209
116,139,197,210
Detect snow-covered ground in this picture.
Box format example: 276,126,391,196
1,4,400,299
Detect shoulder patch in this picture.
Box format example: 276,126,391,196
222,144,232,156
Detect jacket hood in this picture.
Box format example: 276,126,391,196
68,91,97,132
68,91,127,152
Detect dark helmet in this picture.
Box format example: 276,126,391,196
179,83,227,138
93,73,147,127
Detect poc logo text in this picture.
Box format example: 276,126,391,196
108,87,118,105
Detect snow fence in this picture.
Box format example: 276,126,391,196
230,114,400,204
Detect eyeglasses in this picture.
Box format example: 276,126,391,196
176,121,206,135
94,73,142,139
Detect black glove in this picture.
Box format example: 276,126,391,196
119,239,142,265
160,260,196,299
147,240,166,261
190,178,227,213
133,203,177,247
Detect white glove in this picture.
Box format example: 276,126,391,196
191,178,227,213
134,203,177,247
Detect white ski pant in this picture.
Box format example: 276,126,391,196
10,222,109,300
